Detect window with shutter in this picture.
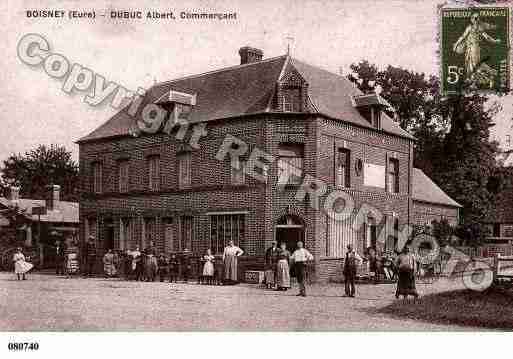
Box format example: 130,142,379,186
118,160,130,193
144,217,156,248
119,218,133,250
148,156,160,191
231,158,245,185
178,152,191,189
92,162,102,194
387,158,399,193
336,148,351,188
277,143,304,185
180,216,193,251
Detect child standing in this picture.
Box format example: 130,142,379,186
181,249,192,283
202,249,215,284
13,247,33,280
65,246,79,278
157,254,169,282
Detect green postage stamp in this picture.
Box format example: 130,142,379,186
440,6,510,95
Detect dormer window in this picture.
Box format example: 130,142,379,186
351,93,390,130
282,87,302,112
155,90,196,133
175,103,192,119
277,69,306,113
370,107,381,129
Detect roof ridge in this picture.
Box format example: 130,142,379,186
151,55,288,90
290,57,360,84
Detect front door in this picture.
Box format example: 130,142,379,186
105,226,114,251
275,227,304,253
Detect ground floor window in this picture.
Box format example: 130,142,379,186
209,214,245,254
103,218,115,250
119,218,134,250
142,217,157,249
180,216,193,251
326,215,358,258
85,218,98,247
493,223,501,237
162,217,175,253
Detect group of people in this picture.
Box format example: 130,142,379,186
54,237,83,278
264,240,314,297
15,234,419,300
54,236,246,285
342,244,420,300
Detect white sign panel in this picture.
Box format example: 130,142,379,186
503,225,513,238
364,163,385,188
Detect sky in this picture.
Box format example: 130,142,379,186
0,0,512,164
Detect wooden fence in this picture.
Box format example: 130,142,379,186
454,244,513,258
493,255,513,284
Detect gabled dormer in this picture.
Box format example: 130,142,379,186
350,93,391,130
273,63,308,113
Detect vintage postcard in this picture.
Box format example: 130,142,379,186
1,0,513,357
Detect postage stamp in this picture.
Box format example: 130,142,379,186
440,6,510,95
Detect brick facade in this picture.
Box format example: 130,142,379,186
412,200,459,227
78,51,460,282
79,112,420,282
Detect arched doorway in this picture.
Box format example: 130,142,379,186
275,215,305,253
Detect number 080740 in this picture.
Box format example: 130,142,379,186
7,342,39,351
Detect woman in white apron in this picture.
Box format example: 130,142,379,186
222,240,243,284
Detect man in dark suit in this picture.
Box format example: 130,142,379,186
264,241,279,289
343,244,363,297
83,236,97,277
181,248,192,282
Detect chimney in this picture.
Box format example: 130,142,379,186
46,184,60,211
239,46,263,65
7,186,20,201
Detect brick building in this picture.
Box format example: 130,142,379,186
77,47,460,281
485,150,513,243
411,168,461,227
0,185,79,268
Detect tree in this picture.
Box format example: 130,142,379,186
348,61,448,179
432,218,454,247
1,145,78,202
347,61,505,242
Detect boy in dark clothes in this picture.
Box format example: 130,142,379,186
213,256,225,285
181,249,192,283
157,254,169,282
169,254,178,283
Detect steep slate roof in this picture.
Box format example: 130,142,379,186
78,54,414,143
290,59,412,139
78,56,287,142
0,197,79,224
412,168,462,208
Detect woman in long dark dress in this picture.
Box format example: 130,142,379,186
275,243,291,291
395,246,419,300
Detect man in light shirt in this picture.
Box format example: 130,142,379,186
290,241,314,297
